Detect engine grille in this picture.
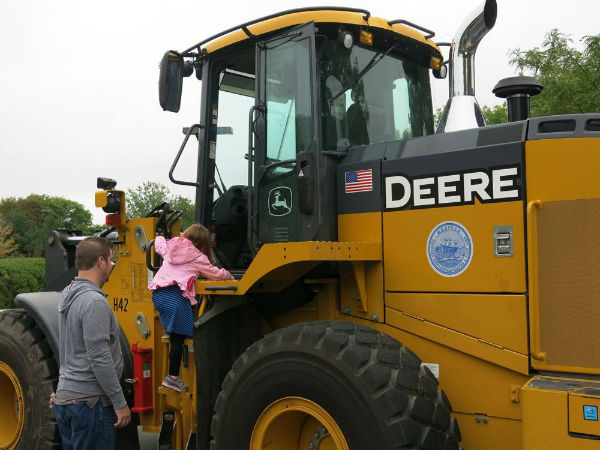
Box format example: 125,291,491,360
537,198,600,369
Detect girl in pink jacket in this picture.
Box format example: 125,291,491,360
148,224,233,392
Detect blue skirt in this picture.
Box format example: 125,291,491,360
151,285,194,337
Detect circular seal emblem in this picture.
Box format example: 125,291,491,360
427,221,473,277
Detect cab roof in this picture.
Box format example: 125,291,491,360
183,7,440,56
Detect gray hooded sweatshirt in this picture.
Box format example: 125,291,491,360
57,278,126,409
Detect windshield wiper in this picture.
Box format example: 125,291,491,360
275,99,295,160
329,41,399,104
214,164,227,196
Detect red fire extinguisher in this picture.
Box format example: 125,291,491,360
130,341,153,412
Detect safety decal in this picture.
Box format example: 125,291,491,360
584,405,598,421
268,186,292,217
427,221,473,277
421,363,440,379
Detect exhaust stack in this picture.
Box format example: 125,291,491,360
437,0,497,133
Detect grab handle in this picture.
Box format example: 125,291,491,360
526,200,545,361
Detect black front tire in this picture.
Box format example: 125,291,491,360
211,320,461,450
0,309,59,450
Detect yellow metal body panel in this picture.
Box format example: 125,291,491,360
526,137,600,374
338,211,381,243
382,200,526,293
195,241,382,295
203,10,438,54
375,318,529,421
157,384,196,449
569,389,600,437
522,377,600,449
94,189,127,225
337,213,384,320
526,138,600,202
453,413,522,450
385,307,528,375
95,190,108,207
386,293,528,355
268,283,528,450
102,217,195,445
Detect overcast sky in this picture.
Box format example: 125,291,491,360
1,0,598,224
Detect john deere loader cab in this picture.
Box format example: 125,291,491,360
162,10,441,271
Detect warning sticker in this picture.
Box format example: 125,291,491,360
143,361,151,379
421,362,440,379
584,405,598,421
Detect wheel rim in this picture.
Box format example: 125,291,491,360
0,362,25,450
250,396,349,450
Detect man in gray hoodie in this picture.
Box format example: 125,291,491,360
53,236,131,450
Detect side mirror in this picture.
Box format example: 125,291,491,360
159,51,185,113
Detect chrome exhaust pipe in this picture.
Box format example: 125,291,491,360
437,0,497,133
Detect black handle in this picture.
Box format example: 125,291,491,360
387,19,435,39
247,105,264,254
145,240,161,272
203,285,238,291
297,151,315,215
169,124,202,187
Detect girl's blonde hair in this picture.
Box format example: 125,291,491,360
182,223,215,263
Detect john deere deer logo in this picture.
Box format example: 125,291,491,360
268,187,292,216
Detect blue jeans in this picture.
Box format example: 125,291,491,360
54,401,116,450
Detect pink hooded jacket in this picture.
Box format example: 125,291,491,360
147,236,233,305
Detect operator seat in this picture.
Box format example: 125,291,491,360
346,100,370,145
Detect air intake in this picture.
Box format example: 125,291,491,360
493,76,543,122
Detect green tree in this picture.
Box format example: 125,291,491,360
126,182,172,219
126,182,195,230
509,29,600,116
0,195,93,257
433,107,444,130
0,222,17,257
482,103,508,125
170,195,195,230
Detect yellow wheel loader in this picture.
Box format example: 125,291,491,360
2,1,600,449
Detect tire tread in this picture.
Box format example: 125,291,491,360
211,320,461,449
0,309,60,450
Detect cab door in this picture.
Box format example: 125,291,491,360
252,23,320,247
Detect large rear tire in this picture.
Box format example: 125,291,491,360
0,309,59,450
211,321,461,450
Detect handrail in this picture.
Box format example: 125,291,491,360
387,19,435,39
260,158,296,174
526,199,546,361
169,124,202,187
182,7,371,55
145,240,161,273
247,105,264,254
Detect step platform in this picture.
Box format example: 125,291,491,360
522,375,600,448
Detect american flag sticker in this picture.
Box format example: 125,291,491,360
345,169,373,193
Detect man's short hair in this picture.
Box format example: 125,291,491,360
75,237,112,271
